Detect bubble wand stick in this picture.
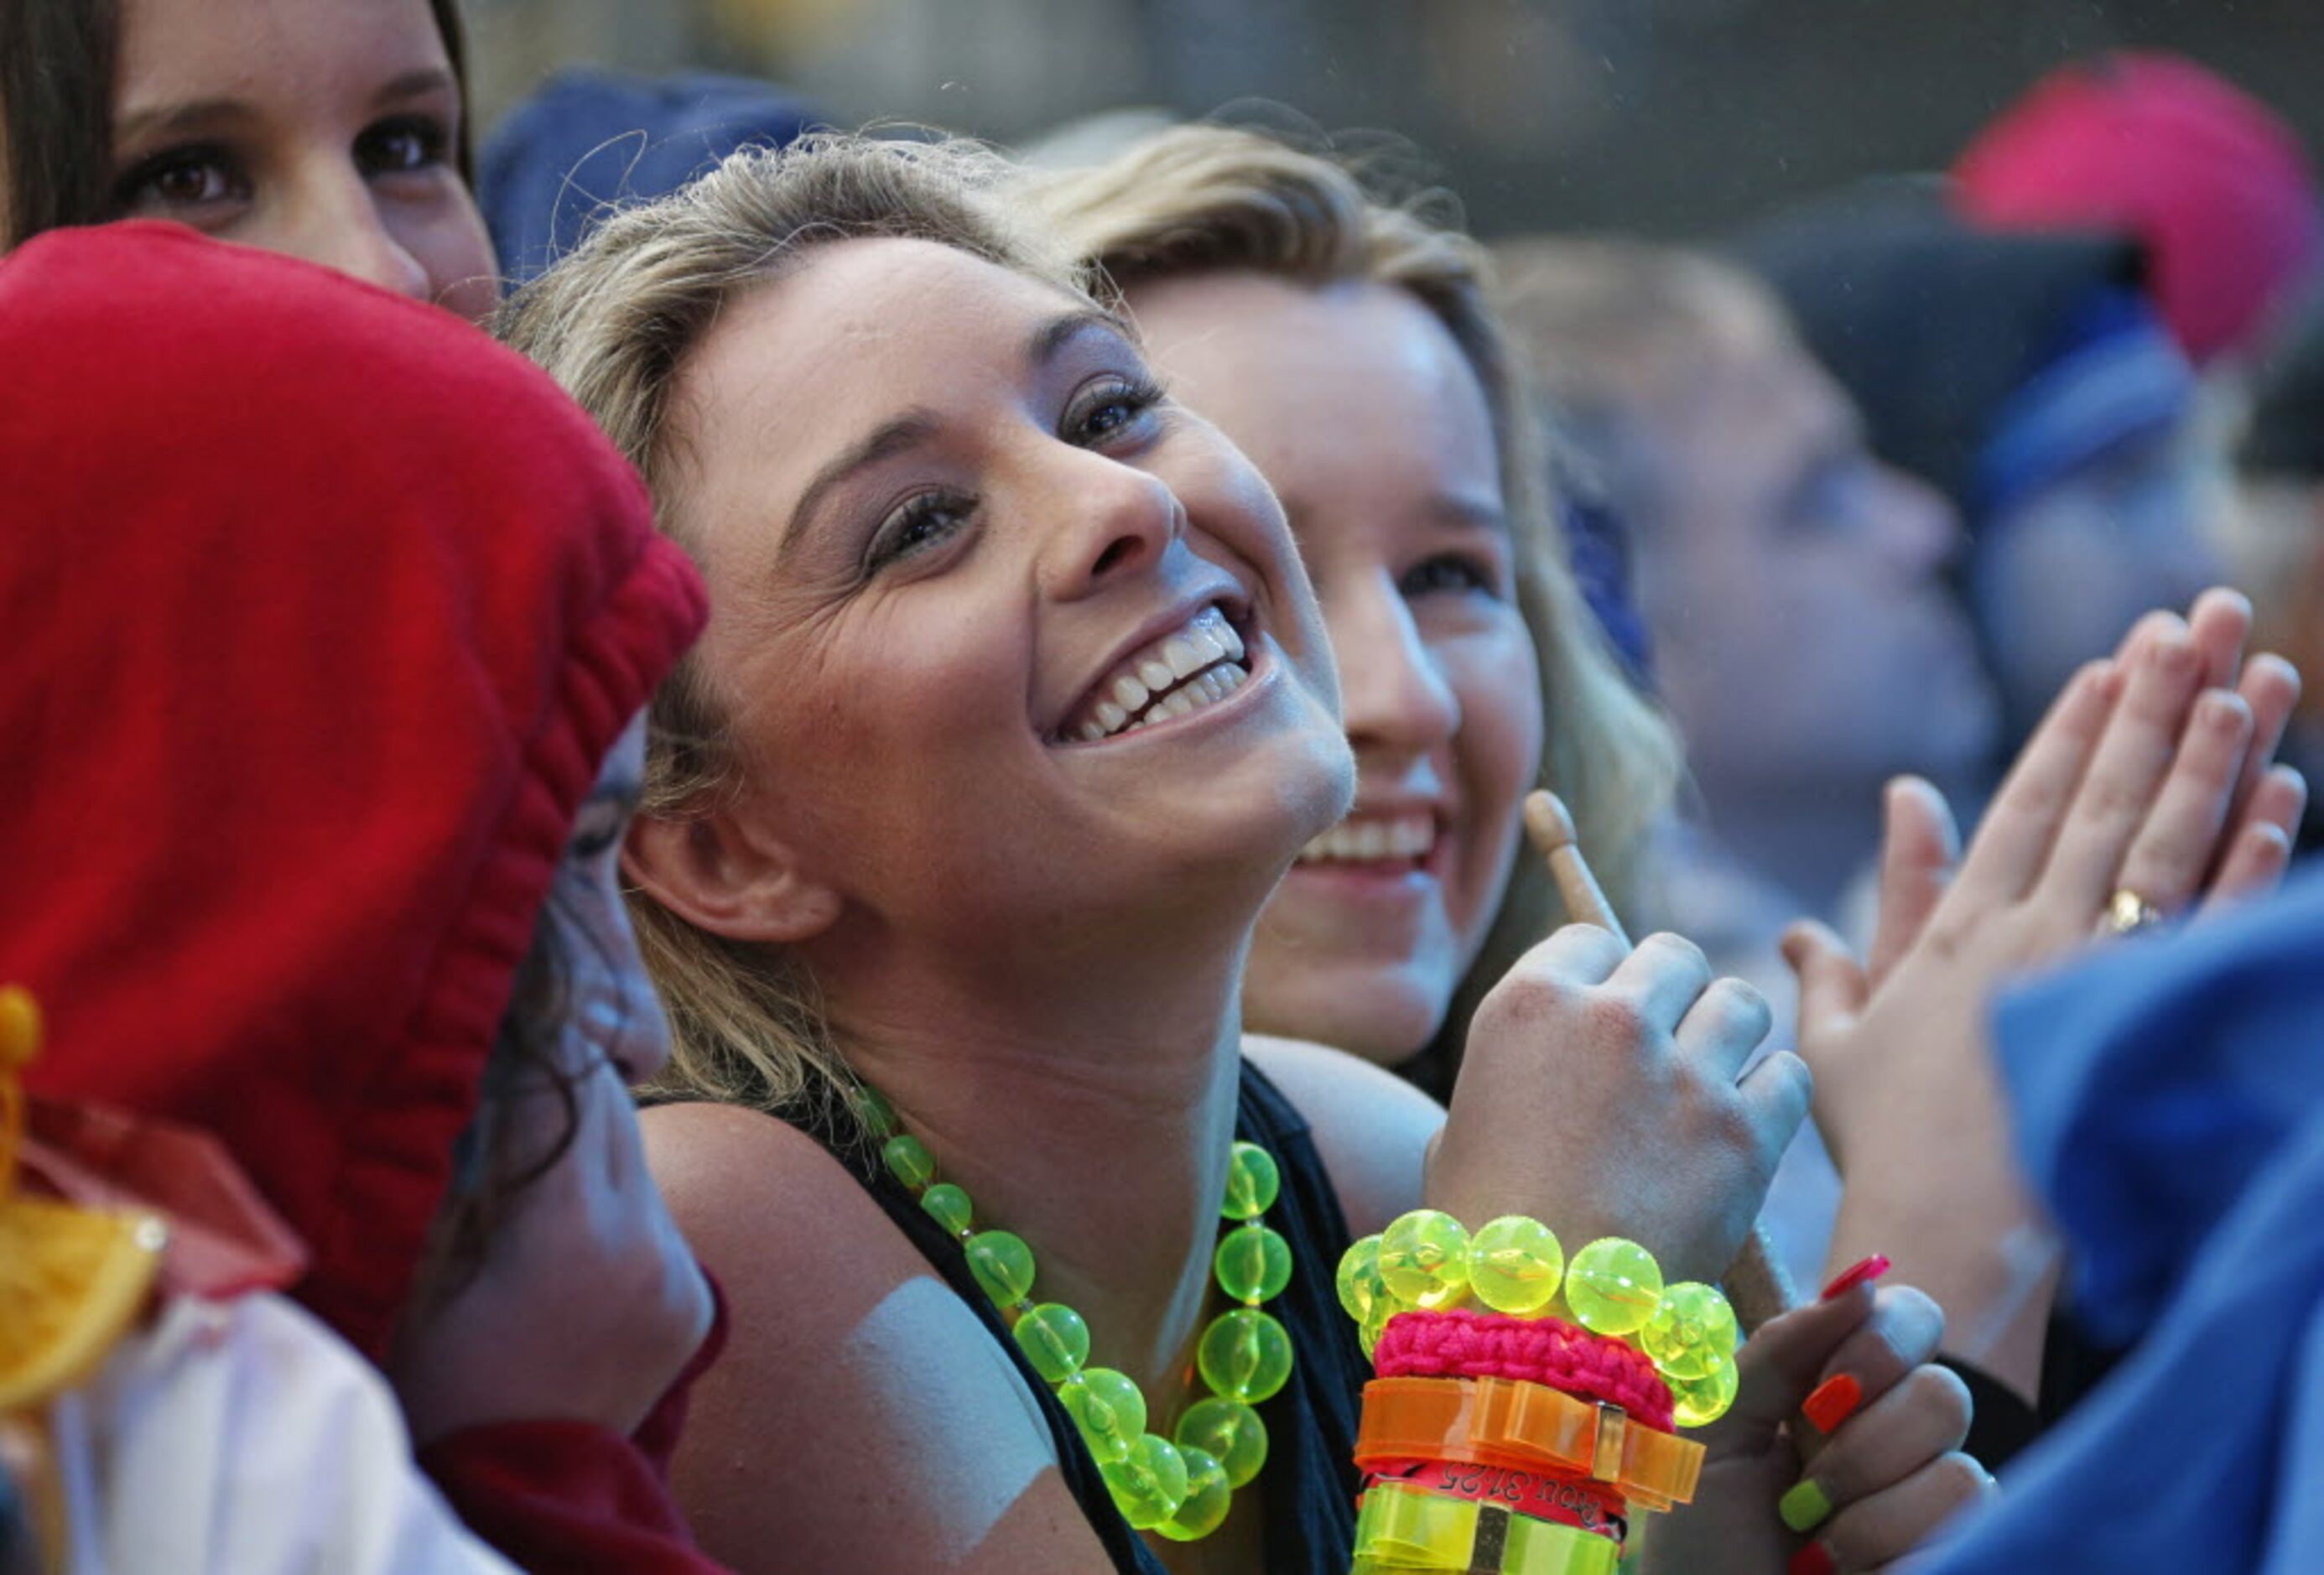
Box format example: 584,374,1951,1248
1521,792,1794,1333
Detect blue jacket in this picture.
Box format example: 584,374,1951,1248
1931,864,2324,1571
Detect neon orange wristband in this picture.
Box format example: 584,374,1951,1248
1355,1375,1704,1512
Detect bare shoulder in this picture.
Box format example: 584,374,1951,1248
639,1102,1110,1574
1241,1035,1444,1238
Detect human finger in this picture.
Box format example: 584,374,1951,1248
2203,804,2299,912
1799,1452,1995,1574
1782,920,1868,1048
1791,1285,1947,1471
2103,688,2253,920
1949,658,2122,907
2221,653,2301,844
2035,621,2207,909
1673,975,1774,1081
1736,1050,1814,1175
1499,922,1631,990
1788,1364,1971,1526
2184,585,2252,691
1716,1285,1881,1450
1604,930,1716,1034
1866,777,1960,985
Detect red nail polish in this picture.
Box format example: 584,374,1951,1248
1802,1373,1863,1432
1788,1542,1835,1575
1820,1254,1892,1301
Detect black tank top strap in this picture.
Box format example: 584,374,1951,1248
788,1060,1364,1573
1236,1058,1368,1572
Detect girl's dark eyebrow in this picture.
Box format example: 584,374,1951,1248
116,67,455,148
113,98,257,146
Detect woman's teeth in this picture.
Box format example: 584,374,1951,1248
1297,813,1435,864
1071,606,1250,742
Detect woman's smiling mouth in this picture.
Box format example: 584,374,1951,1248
1061,603,1251,742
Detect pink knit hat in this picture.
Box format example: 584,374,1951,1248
1954,52,2324,366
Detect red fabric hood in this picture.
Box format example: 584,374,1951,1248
2,223,706,1361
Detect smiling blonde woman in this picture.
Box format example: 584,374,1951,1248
499,132,2005,1575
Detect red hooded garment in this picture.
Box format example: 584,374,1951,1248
0,222,725,1572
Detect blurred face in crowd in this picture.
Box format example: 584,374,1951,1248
1970,421,2225,740
110,0,495,319
639,238,1352,980
1626,289,2001,801
1130,273,1545,1063
391,718,714,1442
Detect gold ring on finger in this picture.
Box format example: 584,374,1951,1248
2102,887,2165,937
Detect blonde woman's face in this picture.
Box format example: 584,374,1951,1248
1131,273,1544,1064
664,238,1352,978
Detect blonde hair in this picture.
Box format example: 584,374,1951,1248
1032,125,1682,1053
498,133,1098,1116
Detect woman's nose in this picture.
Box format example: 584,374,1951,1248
1037,451,1183,600
1334,578,1460,756
271,165,433,301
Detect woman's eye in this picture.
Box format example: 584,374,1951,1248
1401,554,1500,599
868,491,976,572
1068,377,1165,446
112,148,245,213
357,116,450,177
568,808,628,860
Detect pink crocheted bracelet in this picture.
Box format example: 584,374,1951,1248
1371,1307,1677,1432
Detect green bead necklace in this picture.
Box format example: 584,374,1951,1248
858,1087,1293,1542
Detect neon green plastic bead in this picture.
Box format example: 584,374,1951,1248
919,1183,974,1237
1214,1223,1292,1305
1197,1307,1293,1404
1641,1281,1739,1381
1337,1235,1386,1324
1101,1433,1190,1530
1377,1209,1471,1310
855,1084,897,1137
965,1229,1036,1307
1670,1354,1740,1427
881,1133,935,1191
1465,1215,1566,1315
1012,1302,1091,1383
1060,1367,1147,1463
1360,1305,1394,1360
1222,1141,1282,1221
1175,1397,1269,1488
1155,1446,1232,1541
1564,1237,1664,1335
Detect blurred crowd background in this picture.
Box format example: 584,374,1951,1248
456,0,2323,237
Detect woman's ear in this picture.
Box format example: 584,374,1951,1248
624,808,841,944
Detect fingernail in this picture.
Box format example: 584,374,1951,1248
1787,1542,1835,1575
1801,1373,1863,1432
1820,1254,1891,1300
1779,1477,1833,1534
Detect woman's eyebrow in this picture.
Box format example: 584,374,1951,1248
782,408,943,564
779,309,1130,562
1027,307,1133,366
113,97,257,147
1432,492,1511,535
374,67,458,111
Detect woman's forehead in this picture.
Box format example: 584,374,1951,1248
664,238,1128,572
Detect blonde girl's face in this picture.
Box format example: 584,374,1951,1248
660,237,1354,975
1130,273,1546,1063
110,0,496,320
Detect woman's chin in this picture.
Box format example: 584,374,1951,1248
1242,967,1447,1069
